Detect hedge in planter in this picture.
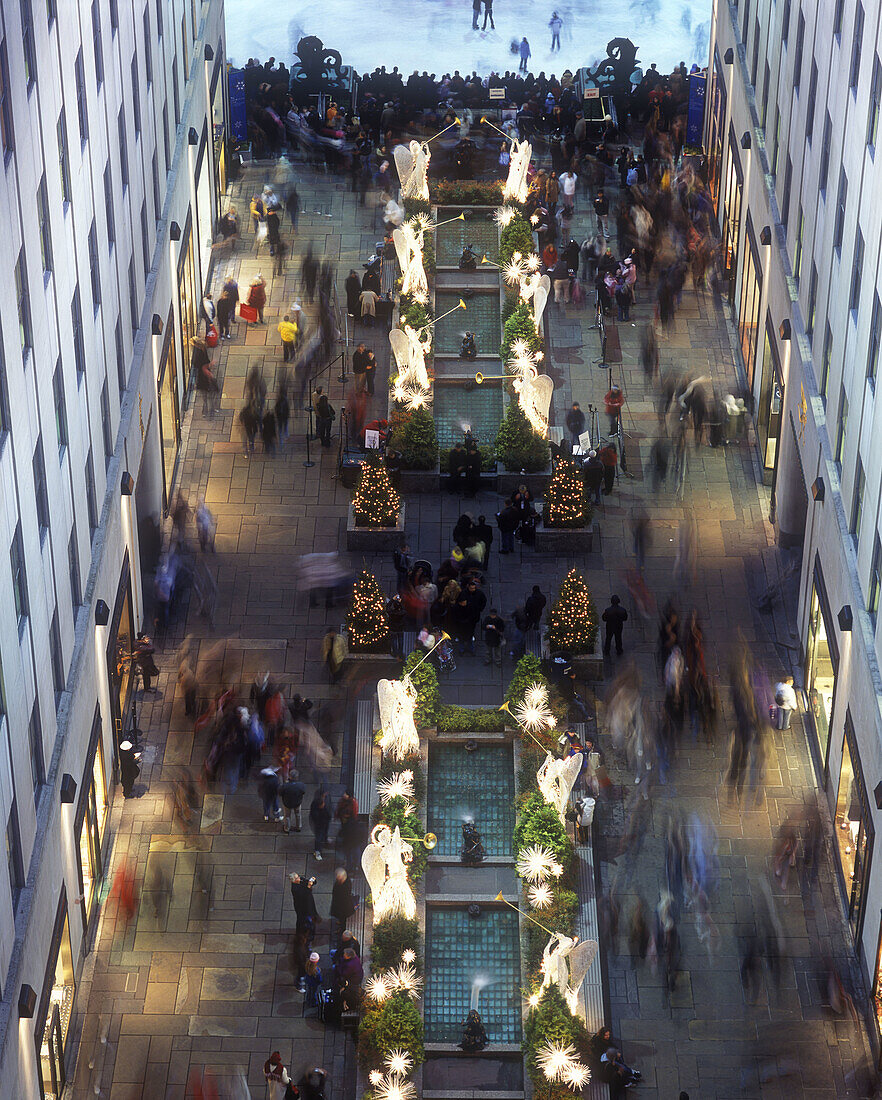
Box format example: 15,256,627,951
372,795,428,881
352,453,401,527
513,791,575,874
401,650,441,727
346,570,391,652
523,986,591,1099
522,887,578,976
388,407,439,470
429,179,503,206
358,991,425,1072
546,568,598,654
495,400,550,473
543,458,591,529
500,215,536,265
501,298,543,360
436,704,506,733
370,915,423,973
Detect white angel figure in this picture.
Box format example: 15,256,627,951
389,325,430,391
504,139,532,203
531,283,549,334
537,752,583,820
393,141,431,202
377,678,420,760
361,824,417,924
540,932,599,1012
399,221,428,303
515,371,554,437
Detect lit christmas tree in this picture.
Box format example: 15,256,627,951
543,459,590,529
546,569,598,655
347,570,391,652
352,453,401,527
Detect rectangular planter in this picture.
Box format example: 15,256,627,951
399,465,441,494
346,502,406,551
340,630,400,669
533,520,596,553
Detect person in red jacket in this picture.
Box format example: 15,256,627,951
604,384,624,434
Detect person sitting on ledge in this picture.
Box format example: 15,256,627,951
461,331,478,360
459,1009,488,1052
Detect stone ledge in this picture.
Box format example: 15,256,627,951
345,502,406,550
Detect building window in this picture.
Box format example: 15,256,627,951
155,0,163,35
53,358,67,452
151,150,160,221
6,800,24,911
819,112,832,196
143,8,152,84
870,537,882,626
140,199,149,275
869,56,881,151
117,107,128,189
851,3,864,91
835,388,849,466
71,287,85,376
130,54,141,135
103,162,115,247
737,219,764,387
835,713,873,942
782,0,791,43
821,323,833,404
794,10,805,88
834,168,848,252
21,0,35,90
751,17,760,86
793,206,804,284
128,259,137,332
870,293,882,388
37,174,52,274
770,108,780,176
68,526,81,611
100,378,113,462
834,0,844,36
851,229,864,315
33,435,49,538
805,60,817,140
761,60,771,129
781,156,793,227
172,63,180,126
10,522,28,627
162,104,170,168
85,449,98,537
15,249,31,360
88,221,100,309
49,608,64,699
0,41,13,161
807,263,817,341
75,48,88,144
741,0,751,46
114,316,126,393
851,458,866,544
57,108,70,202
91,0,103,86
27,699,43,804
109,0,117,32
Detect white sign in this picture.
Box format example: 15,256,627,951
364,429,381,450
583,88,600,99
489,87,505,100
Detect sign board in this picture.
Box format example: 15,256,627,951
686,73,706,147
228,68,248,143
489,87,505,100
583,88,600,99
364,430,381,450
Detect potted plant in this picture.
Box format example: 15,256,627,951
346,452,406,550
545,569,602,679
535,458,595,552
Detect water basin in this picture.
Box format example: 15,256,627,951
435,290,499,356
435,207,499,267
427,742,515,858
433,380,504,450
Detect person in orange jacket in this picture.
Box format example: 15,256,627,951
604,384,624,434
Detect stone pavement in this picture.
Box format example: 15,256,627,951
68,150,873,1100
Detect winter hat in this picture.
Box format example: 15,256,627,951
270,1052,282,1065
309,951,320,962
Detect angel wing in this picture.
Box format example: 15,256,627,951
524,374,554,432
560,753,584,800
538,274,551,296
361,840,388,900
377,679,398,738
389,329,411,376
536,753,557,804
391,228,409,273
393,143,415,190
566,939,599,991
532,286,548,333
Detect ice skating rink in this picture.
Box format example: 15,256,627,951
224,0,711,81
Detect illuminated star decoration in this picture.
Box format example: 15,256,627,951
369,1070,384,1086
386,1051,414,1077
365,974,392,1002
537,1041,582,1083
512,682,556,733
390,962,423,998
503,251,530,287
516,844,563,884
372,1074,417,1100
528,882,554,909
563,1062,591,1089
530,213,540,226
494,204,517,227
401,948,417,965
377,770,416,806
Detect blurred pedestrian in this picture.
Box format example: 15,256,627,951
310,786,332,861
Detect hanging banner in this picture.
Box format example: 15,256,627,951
228,68,247,143
686,73,706,148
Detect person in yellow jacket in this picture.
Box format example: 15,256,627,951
277,315,298,362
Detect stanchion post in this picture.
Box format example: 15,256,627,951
303,411,315,468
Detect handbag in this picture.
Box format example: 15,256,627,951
239,302,258,322
256,221,268,242
206,325,218,348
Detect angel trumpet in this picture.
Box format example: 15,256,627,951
499,700,549,750
494,892,557,936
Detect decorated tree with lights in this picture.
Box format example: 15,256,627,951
347,570,391,652
543,459,591,529
352,453,402,527
546,569,598,655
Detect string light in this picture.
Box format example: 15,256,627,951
369,1070,384,1086
547,569,598,655
563,1062,591,1089
373,1075,417,1100
545,459,590,529
537,1041,580,1082
401,948,417,965
390,962,423,997
512,682,555,733
494,205,517,227
346,570,391,651
352,455,401,527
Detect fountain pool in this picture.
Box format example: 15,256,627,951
427,742,515,858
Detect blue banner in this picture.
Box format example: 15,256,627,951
686,73,706,148
228,68,247,143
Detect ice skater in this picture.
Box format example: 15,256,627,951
518,37,531,72
472,0,481,29
482,0,495,30
549,11,563,51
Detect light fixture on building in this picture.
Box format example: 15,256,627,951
151,314,164,336
741,131,752,150
811,477,825,502
121,471,135,496
204,44,214,62
838,605,853,632
18,984,36,1019
760,225,772,246
60,773,77,804
95,599,110,626
169,221,182,242
779,319,792,341
188,127,199,146
874,781,882,811
724,47,734,64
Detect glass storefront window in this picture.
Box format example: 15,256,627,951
737,219,763,388
757,321,783,473
177,219,197,391
77,716,108,927
805,578,837,767
158,320,181,511
39,906,75,1100
707,51,727,217
108,563,134,749
835,714,873,940
722,134,743,304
